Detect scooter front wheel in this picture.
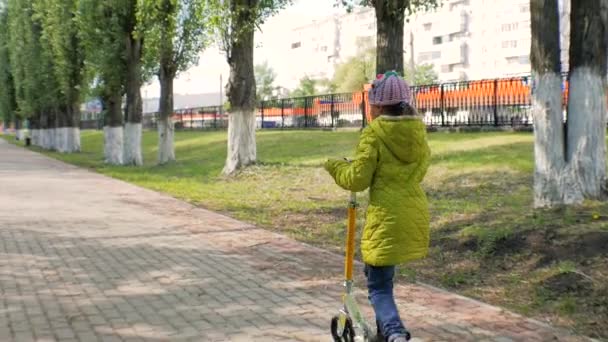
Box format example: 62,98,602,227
330,315,356,342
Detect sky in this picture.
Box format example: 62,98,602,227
142,0,340,99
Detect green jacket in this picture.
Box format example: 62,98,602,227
324,116,431,266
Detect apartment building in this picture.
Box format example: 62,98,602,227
285,0,539,87
285,16,341,88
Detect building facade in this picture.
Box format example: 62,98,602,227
285,0,541,87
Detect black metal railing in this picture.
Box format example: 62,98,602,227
80,74,592,130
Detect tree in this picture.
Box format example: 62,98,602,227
403,63,438,85
332,47,438,92
80,0,128,164
123,0,144,166
140,0,210,164
337,0,439,75
211,0,292,175
317,78,337,94
255,61,276,102
332,47,375,92
7,0,62,146
564,0,607,201
0,5,16,131
290,76,319,97
530,0,607,207
34,0,85,153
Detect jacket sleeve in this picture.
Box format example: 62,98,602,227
324,130,378,192
415,140,431,183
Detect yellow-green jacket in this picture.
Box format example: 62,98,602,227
324,116,431,266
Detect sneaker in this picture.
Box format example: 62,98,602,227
388,332,411,342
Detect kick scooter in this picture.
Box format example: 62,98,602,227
330,191,377,342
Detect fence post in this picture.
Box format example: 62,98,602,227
281,99,285,128
261,101,265,129
304,97,309,128
330,94,335,128
361,92,367,129
440,84,445,127
214,107,218,129
494,79,499,126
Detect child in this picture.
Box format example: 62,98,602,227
324,71,431,342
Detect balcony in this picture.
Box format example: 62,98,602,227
440,41,468,65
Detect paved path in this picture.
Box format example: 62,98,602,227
0,138,591,342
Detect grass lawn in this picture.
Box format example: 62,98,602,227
4,129,608,339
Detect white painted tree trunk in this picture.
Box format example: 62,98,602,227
16,129,25,141
39,129,47,149
54,127,81,153
123,122,143,166
55,128,68,153
104,126,124,165
223,110,257,175
41,128,57,150
30,129,38,146
564,67,607,200
68,127,81,153
42,129,51,150
50,128,57,150
157,118,175,164
532,72,573,207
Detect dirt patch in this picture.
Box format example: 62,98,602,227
536,231,608,267
540,272,595,298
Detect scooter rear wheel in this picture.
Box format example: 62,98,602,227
330,315,356,342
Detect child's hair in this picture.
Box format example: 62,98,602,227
376,103,418,116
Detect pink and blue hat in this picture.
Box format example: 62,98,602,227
368,71,413,107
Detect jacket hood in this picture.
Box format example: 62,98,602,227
370,116,427,164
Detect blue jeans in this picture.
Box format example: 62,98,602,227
364,265,410,341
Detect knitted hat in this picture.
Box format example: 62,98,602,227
368,71,412,107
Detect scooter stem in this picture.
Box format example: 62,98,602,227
345,192,357,282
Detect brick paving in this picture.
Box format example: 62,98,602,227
0,138,593,342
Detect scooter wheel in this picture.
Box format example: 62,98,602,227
330,316,355,342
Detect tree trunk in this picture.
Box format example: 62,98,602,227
66,101,81,153
124,37,143,166
42,109,57,150
158,64,175,164
374,0,406,75
54,96,82,153
30,113,39,147
39,111,47,148
223,0,257,175
123,6,143,166
55,104,69,153
14,117,23,141
530,0,569,207
565,0,607,200
103,89,124,165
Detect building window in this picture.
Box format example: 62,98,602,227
501,23,519,32
441,65,455,73
419,52,432,62
320,46,328,52
423,23,432,31
291,42,301,49
449,32,463,41
433,36,443,45
419,51,441,62
520,4,530,13
519,55,530,64
501,40,517,48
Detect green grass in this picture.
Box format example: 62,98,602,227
4,129,608,339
